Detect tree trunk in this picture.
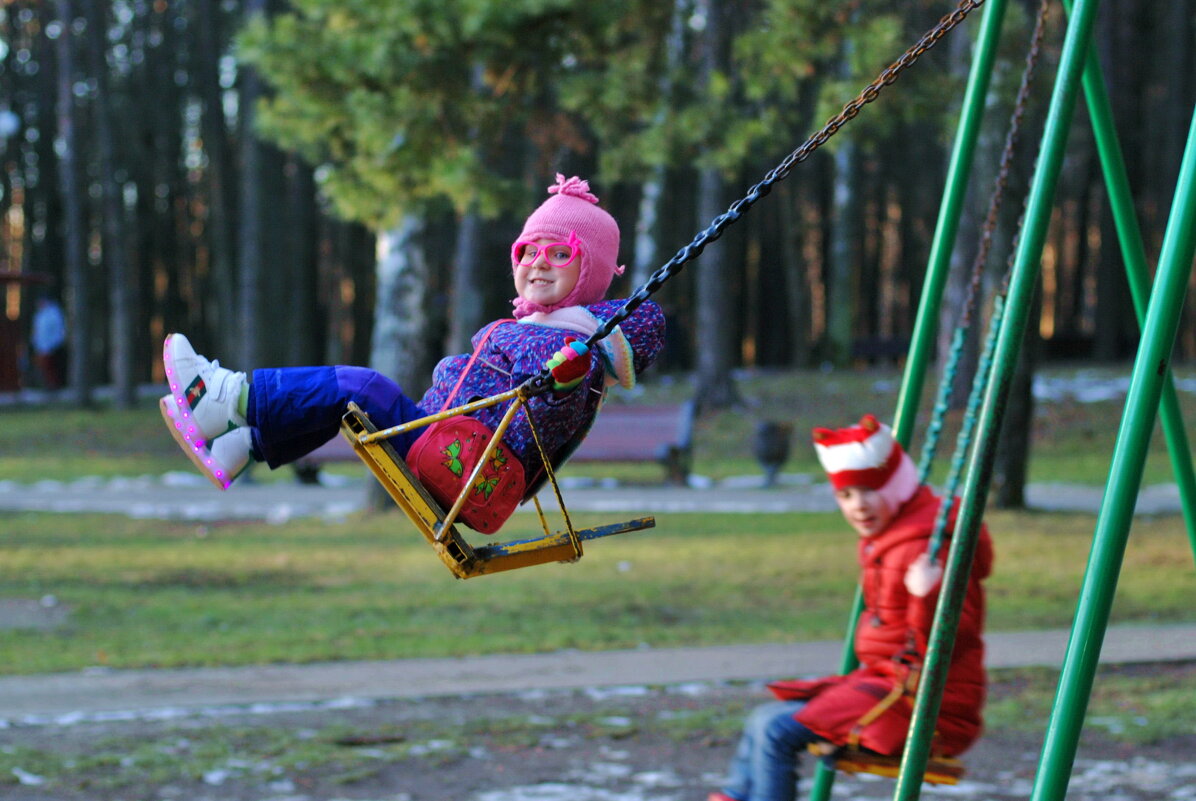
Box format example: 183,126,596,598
85,0,136,408
447,206,486,354
993,278,1042,509
692,0,738,408
694,167,740,408
194,0,239,357
367,215,430,511
778,180,810,366
237,0,269,369
55,0,91,406
825,139,861,365
632,175,665,289
286,156,321,366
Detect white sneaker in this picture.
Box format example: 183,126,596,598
160,394,252,489
162,333,247,447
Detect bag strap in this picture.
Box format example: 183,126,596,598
846,665,920,748
440,318,515,412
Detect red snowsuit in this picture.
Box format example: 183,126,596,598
770,486,993,757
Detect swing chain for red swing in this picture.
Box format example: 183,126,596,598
573,0,986,358
954,0,1048,334
916,0,1049,486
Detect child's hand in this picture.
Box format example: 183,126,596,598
904,552,943,597
544,337,591,392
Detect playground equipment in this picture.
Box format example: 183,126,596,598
812,0,1196,799
338,0,987,593
339,0,1196,794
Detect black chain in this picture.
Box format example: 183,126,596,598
581,0,987,351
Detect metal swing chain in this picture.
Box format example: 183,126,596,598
525,0,989,390
917,0,1051,484
924,1,1051,563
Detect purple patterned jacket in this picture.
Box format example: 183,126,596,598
418,299,665,478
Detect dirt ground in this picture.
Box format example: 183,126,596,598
3,665,1195,801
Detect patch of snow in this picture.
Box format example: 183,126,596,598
2,696,377,729
12,767,46,786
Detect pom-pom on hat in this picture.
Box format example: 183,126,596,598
812,414,920,511
511,174,625,318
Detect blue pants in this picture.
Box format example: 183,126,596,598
247,366,427,469
721,701,819,801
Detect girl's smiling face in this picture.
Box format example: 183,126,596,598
514,238,580,308
833,485,897,537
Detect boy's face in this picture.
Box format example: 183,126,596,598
833,486,896,537
513,237,581,307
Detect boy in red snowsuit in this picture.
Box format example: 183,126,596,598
709,414,994,801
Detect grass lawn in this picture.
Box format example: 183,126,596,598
2,505,1194,675
1,363,1195,676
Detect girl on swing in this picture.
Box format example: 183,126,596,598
709,415,993,801
158,175,665,532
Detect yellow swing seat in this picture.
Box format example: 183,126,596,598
339,400,654,579
808,742,965,785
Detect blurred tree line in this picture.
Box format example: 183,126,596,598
0,0,1193,416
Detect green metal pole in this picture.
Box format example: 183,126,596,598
807,4,1008,801
1063,0,1196,559
893,0,1103,797
891,0,1009,447
1029,105,1196,801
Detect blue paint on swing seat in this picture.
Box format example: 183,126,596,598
472,517,656,560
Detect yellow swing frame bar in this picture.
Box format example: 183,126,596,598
338,379,654,579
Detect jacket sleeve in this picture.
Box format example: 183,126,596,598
585,299,666,378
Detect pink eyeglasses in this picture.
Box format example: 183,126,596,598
511,231,582,269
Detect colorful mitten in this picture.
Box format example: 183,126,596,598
544,337,591,392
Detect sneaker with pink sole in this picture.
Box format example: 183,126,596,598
162,333,247,447
159,393,252,489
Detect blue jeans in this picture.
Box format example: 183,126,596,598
721,701,819,801
247,366,427,468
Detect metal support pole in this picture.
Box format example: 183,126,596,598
1029,104,1196,801
1061,0,1196,559
808,3,1008,800
893,0,1103,797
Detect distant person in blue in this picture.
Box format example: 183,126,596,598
31,294,66,390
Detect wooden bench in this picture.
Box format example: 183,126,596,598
293,400,696,485
569,400,695,485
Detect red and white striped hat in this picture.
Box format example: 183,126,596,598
812,414,919,510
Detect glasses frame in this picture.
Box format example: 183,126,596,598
511,231,583,270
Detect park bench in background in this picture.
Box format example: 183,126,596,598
292,399,696,486
568,400,695,485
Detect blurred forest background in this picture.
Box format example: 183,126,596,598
0,0,1193,413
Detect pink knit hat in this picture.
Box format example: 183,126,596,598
812,414,920,512
511,174,625,317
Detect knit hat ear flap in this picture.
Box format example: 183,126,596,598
511,175,624,318
813,414,919,510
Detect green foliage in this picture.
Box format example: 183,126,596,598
239,0,650,226
237,0,992,219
